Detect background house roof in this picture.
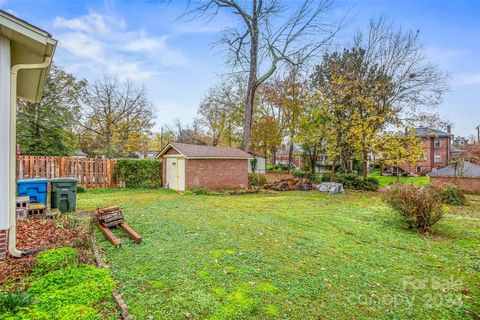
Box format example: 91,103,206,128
414,127,452,138
428,161,480,178
159,142,253,159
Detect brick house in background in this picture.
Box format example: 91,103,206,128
275,144,303,168
274,143,334,172
389,127,453,175
156,142,253,191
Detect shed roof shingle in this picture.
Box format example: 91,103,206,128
160,142,253,159
428,161,480,178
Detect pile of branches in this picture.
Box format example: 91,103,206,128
264,178,313,191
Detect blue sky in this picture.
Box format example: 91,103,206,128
1,0,479,138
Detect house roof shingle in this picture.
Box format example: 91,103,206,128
414,127,452,138
428,161,480,178
159,142,253,159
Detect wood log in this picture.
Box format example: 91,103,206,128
102,219,125,228
98,223,121,247
119,223,142,243
100,212,124,222
97,206,121,215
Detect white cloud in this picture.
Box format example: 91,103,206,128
53,12,121,34
52,12,185,82
122,35,167,52
59,32,105,59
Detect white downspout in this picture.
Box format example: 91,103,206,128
8,57,52,258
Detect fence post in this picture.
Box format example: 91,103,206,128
59,157,63,177
110,159,115,188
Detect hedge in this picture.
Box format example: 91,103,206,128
114,159,162,188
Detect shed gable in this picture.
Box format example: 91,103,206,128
165,147,180,155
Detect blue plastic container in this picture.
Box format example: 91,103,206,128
17,178,48,204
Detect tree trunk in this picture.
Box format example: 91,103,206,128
271,147,277,166
362,151,368,179
330,159,336,182
241,16,259,152
310,147,317,174
287,142,294,173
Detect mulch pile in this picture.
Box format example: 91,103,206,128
264,178,313,191
0,216,92,285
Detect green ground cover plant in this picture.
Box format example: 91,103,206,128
77,189,480,319
0,248,117,320
33,247,79,275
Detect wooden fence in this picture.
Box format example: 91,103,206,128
263,172,293,183
16,156,117,188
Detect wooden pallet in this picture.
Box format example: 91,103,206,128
97,222,142,247
98,223,122,247
96,206,142,247
119,223,142,243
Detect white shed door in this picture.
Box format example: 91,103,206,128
165,157,185,191
177,158,185,191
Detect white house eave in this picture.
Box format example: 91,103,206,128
0,10,53,45
0,10,57,103
156,143,187,159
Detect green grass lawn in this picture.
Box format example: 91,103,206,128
78,189,480,319
370,171,430,187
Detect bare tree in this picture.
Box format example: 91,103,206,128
197,75,246,146
164,119,207,145
79,78,154,157
185,0,343,151
354,17,449,127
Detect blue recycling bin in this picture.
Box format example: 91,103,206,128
17,178,48,204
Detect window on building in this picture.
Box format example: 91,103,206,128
416,167,421,174
434,138,441,148
434,154,441,163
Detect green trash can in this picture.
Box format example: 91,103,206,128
50,178,78,213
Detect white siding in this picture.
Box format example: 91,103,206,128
248,157,266,174
0,36,11,229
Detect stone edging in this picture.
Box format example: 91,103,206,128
92,243,132,320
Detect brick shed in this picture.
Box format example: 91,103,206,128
428,161,480,194
156,142,253,191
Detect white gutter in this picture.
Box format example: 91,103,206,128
8,57,51,258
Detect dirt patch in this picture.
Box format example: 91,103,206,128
0,215,93,285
